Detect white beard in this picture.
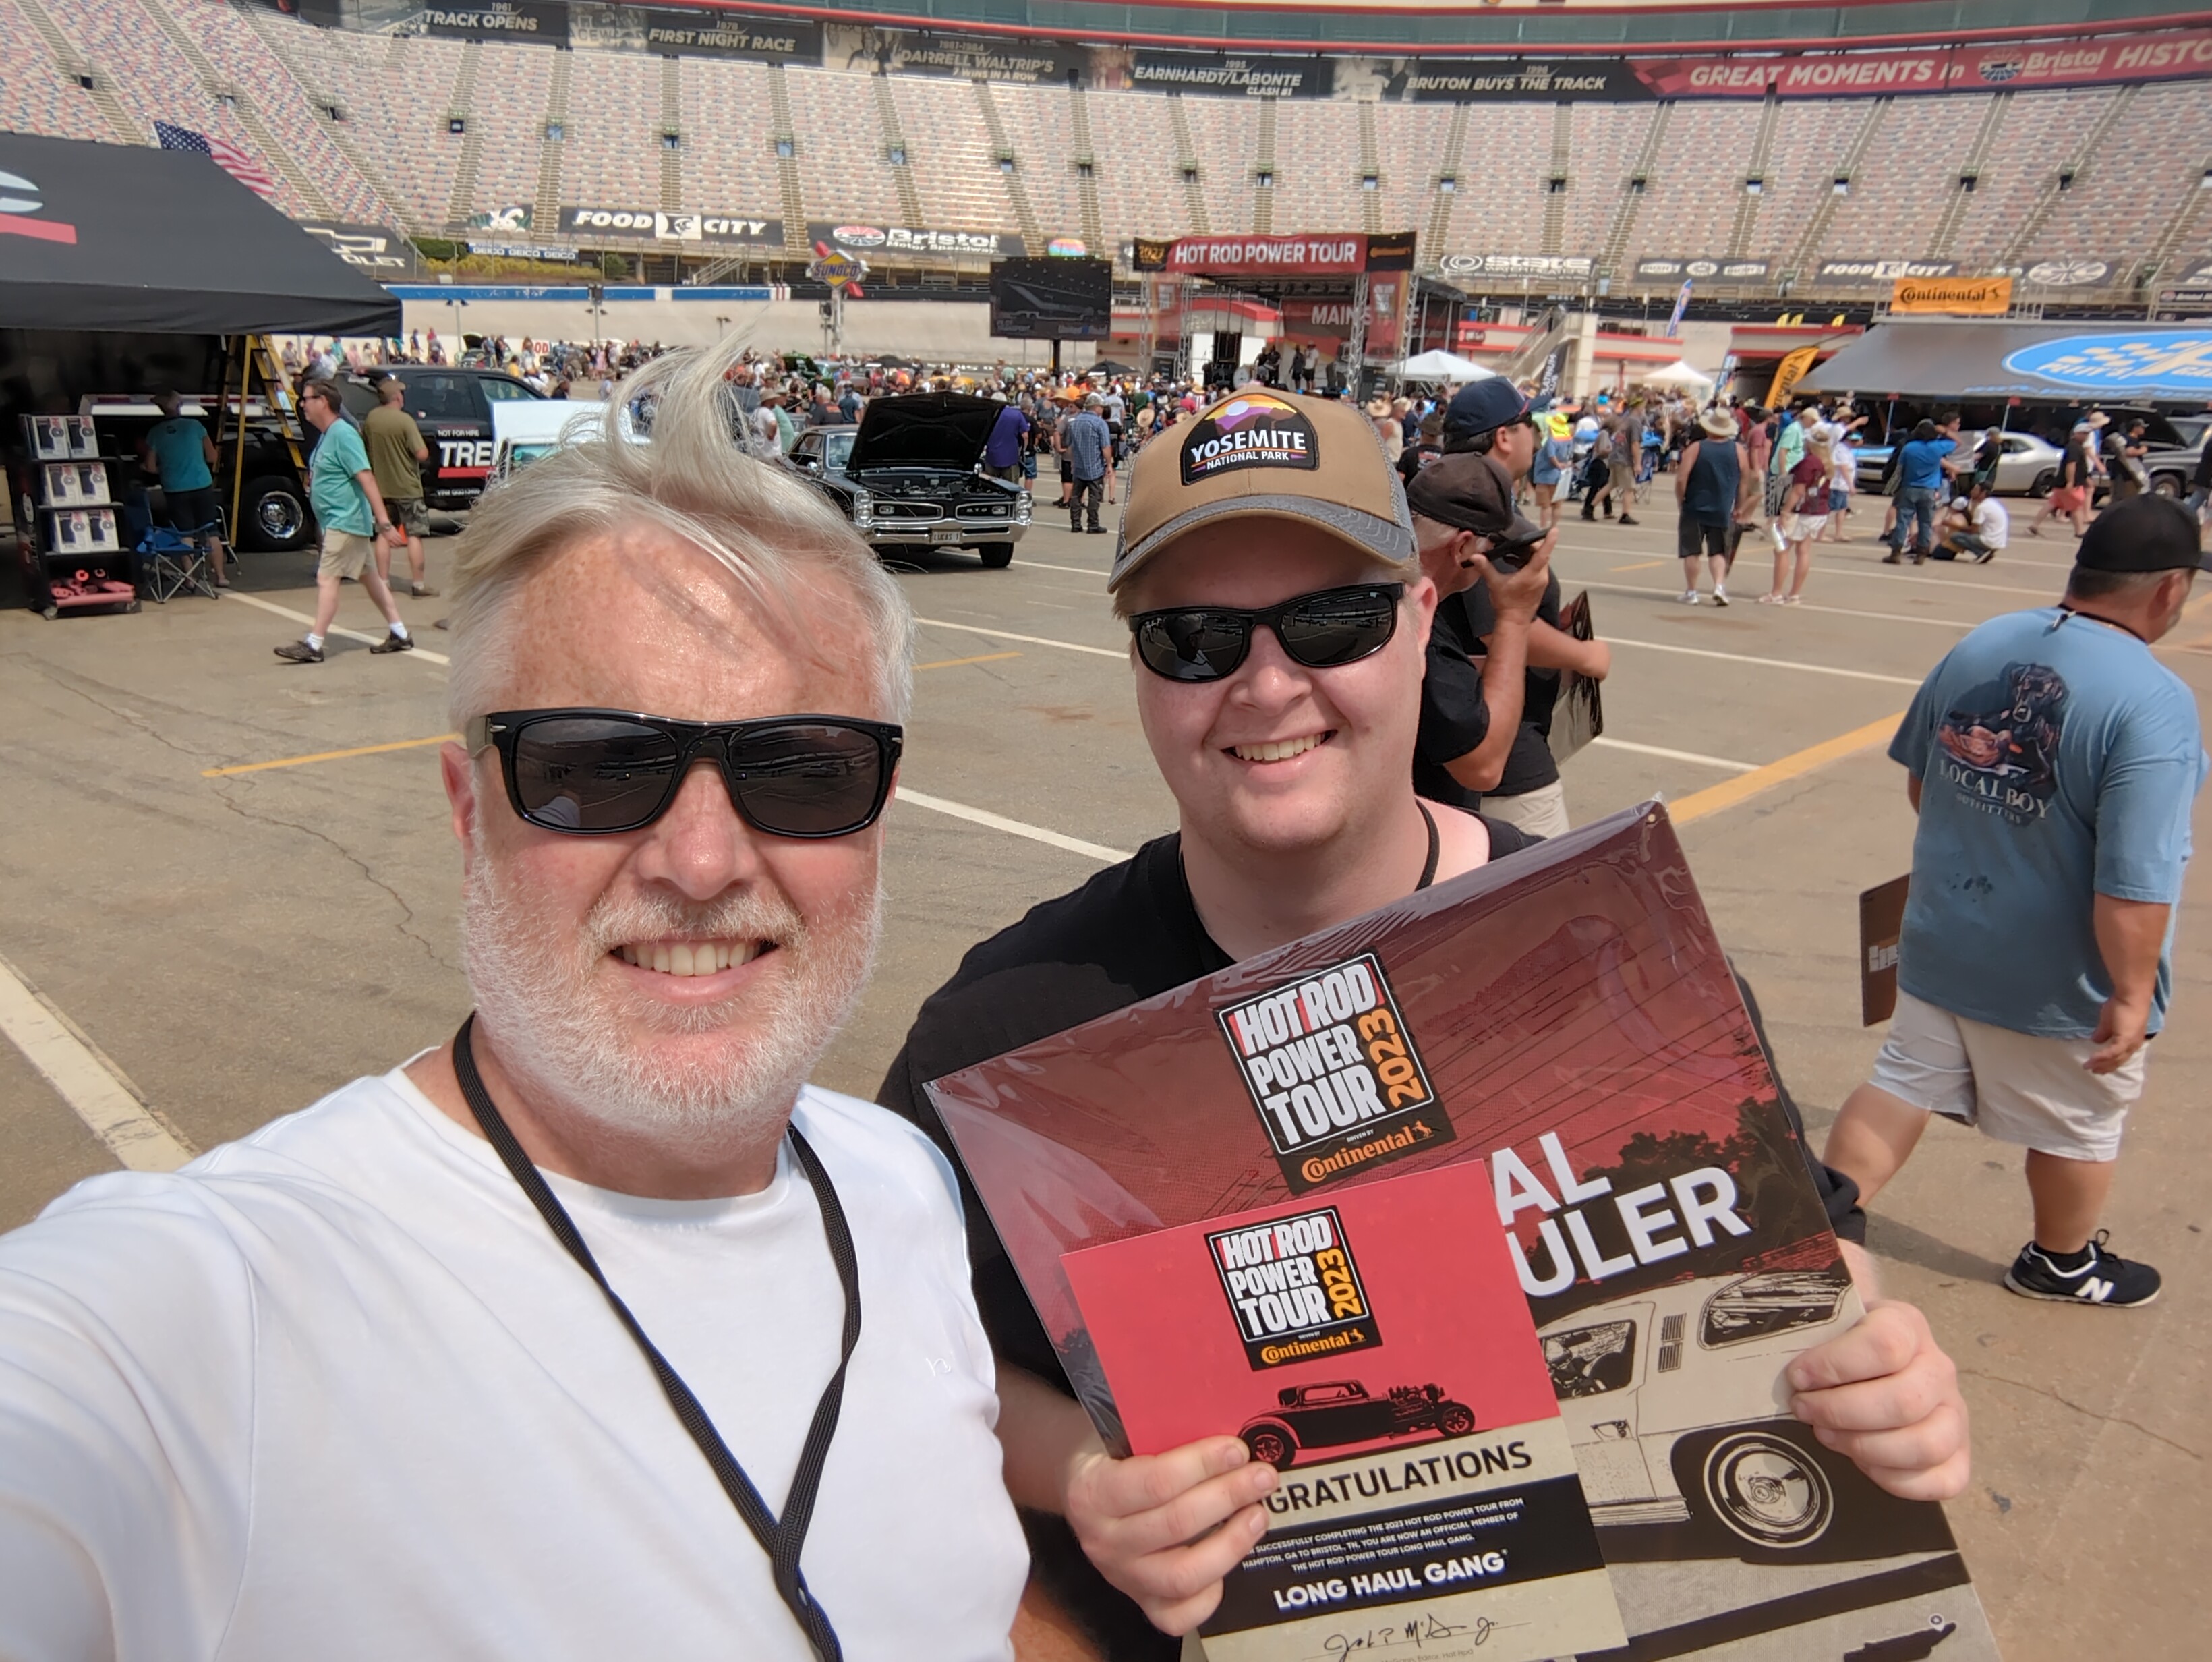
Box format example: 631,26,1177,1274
460,832,881,1157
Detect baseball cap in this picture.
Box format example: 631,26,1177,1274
2074,494,2211,574
1440,378,1532,447
1109,389,1413,592
1405,453,1543,546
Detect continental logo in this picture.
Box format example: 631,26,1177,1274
1219,951,1453,1193
1180,392,1318,484
1209,1206,1380,1371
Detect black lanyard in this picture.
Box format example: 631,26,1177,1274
452,1014,859,1661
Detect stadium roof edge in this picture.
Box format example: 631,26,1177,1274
668,1,2212,57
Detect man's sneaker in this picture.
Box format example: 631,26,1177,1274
1679,589,1700,605
2004,1232,2161,1308
274,639,323,664
368,631,415,655
410,582,440,598
1712,588,1730,607
1617,514,1639,526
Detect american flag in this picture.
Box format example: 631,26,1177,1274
153,121,276,198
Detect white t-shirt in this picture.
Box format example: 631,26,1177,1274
1953,495,2010,548
0,1069,1025,1661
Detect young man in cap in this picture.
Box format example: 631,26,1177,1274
882,390,1970,1655
1826,496,2208,1308
365,374,437,598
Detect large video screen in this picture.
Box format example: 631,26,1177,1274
990,258,1112,340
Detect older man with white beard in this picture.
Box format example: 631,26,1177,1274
0,347,1026,1661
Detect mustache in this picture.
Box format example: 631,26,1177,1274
580,886,803,954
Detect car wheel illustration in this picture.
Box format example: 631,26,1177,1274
1242,1422,1297,1470
1695,1428,1836,1549
1437,1404,1476,1437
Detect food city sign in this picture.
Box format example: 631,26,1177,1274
560,206,782,244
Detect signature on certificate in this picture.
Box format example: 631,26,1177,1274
1316,1611,1496,1657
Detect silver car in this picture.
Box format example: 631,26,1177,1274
1855,432,2064,496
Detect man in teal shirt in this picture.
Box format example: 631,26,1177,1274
138,393,229,587
274,381,413,664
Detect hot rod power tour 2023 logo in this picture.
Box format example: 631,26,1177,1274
1218,952,1452,1192
1208,1207,1380,1370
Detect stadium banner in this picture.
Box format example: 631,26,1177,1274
824,25,1084,84
1629,30,2212,99
1631,256,1770,285
1813,258,1960,290
1438,254,1594,284
1132,234,1410,277
569,6,821,62
809,222,1018,258
2174,258,2212,289
1337,56,1652,103
1891,275,2014,315
560,205,784,245
1113,49,1333,100
2018,258,2128,290
396,3,569,45
296,219,420,276
465,205,533,231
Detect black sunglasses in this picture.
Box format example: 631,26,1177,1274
1129,583,1405,683
466,710,903,838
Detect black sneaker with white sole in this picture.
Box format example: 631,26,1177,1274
2004,1231,2161,1308
368,631,415,654
274,639,324,664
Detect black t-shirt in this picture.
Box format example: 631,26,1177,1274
1414,590,1490,811
875,829,1861,1655
1459,573,1565,797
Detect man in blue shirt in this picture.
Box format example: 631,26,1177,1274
983,398,1029,482
1884,413,1963,565
138,392,229,587
1826,496,2209,1308
274,380,413,664
1062,396,1113,534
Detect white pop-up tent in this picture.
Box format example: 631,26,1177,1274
1395,349,1495,382
1641,358,1717,397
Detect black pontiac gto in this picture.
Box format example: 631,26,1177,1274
788,392,1030,568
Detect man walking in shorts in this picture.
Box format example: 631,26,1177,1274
1674,407,1753,604
1824,496,2208,1307
365,374,438,598
274,380,412,663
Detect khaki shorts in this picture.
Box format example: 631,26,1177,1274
317,529,375,581
1482,780,1571,838
389,497,430,538
1780,511,1828,544
1870,989,2146,1161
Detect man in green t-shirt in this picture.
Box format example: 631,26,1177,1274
363,374,437,598
274,381,413,664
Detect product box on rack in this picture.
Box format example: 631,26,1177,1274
926,802,1999,1662
51,508,121,554
42,462,110,507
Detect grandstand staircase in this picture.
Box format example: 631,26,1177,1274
531,51,571,237
658,59,686,213
2141,145,2212,296
441,42,486,233
1068,88,1106,253
235,0,417,234
765,67,811,256
1725,92,1784,260
136,0,331,217
1998,84,2141,271
1781,96,1890,279
1420,105,1472,266
972,81,1045,254
1252,100,1278,235
871,76,927,229
1540,105,1573,254
1923,92,2012,261
1169,96,1211,235
1596,101,1673,283
13,0,143,145
1358,103,1385,236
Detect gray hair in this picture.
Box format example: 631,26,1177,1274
444,339,914,730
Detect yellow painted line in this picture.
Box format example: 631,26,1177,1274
1610,558,1668,571
204,733,458,777
916,651,1021,670
1670,712,1905,826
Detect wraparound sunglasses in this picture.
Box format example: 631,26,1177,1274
1129,583,1405,683
466,710,903,837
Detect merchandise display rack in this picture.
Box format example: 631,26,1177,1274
15,416,139,619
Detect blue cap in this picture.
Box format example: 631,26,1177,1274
1440,378,1532,447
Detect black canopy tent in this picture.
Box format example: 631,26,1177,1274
0,130,398,336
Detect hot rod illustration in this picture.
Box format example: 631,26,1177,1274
1237,1379,1477,1469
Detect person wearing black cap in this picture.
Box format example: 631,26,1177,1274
1438,377,1538,479
1826,494,2209,1310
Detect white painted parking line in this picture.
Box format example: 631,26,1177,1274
896,790,1130,863
221,590,453,665
0,952,192,1173
1606,635,1925,687
1013,558,1114,579
1568,579,1979,631
1590,737,1758,773
1551,539,2051,599
911,617,1126,658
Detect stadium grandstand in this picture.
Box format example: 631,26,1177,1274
5,0,2212,313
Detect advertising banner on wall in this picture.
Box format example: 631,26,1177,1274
1132,234,1408,277
569,7,821,61
1813,258,1960,289
1438,254,1594,285
1337,56,1652,103
297,219,420,276
809,221,1017,258
823,25,1084,84
397,3,568,45
1631,256,1770,284
1629,30,2212,99
1111,49,1334,99
560,205,783,245
2018,257,2128,290
1891,275,2014,315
